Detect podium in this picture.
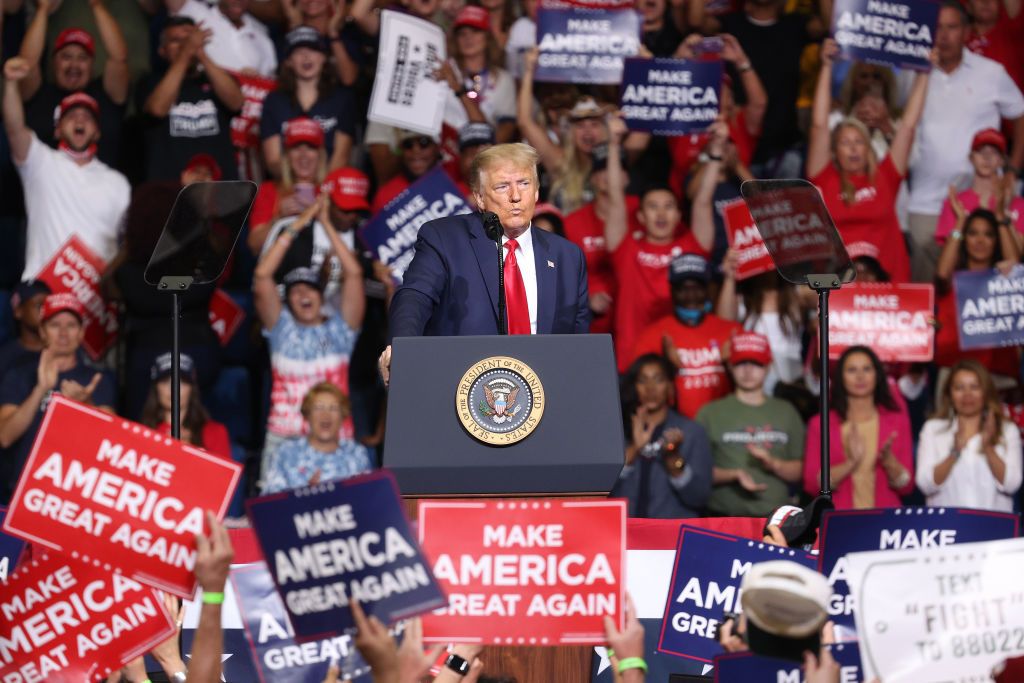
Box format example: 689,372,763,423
383,333,624,681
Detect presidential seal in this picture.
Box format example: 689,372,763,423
455,356,545,445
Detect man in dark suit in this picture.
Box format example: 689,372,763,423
379,143,590,383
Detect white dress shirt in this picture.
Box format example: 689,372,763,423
908,49,1024,215
502,226,538,334
915,417,1023,513
176,0,278,76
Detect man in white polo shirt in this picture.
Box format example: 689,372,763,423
906,0,1024,283
166,0,277,77
3,57,130,281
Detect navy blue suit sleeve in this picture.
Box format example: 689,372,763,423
573,242,590,334
388,221,448,341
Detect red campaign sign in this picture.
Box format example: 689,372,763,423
722,199,774,281
207,289,244,346
229,72,277,149
418,499,626,645
3,396,242,598
0,551,175,683
35,236,118,360
828,282,935,362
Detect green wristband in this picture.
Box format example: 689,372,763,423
617,657,648,673
202,591,225,605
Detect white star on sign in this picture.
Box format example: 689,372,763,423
185,653,233,681
594,647,612,675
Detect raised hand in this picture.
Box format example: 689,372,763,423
36,349,59,393
59,372,102,404
351,599,399,678
603,593,644,661
3,56,30,82
195,511,233,593
631,411,657,449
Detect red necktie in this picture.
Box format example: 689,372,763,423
504,238,531,335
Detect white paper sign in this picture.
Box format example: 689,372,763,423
368,10,447,136
846,537,1024,682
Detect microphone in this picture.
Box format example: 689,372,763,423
482,211,503,243
481,211,508,335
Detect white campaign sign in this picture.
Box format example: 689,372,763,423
368,10,447,136
846,537,1024,682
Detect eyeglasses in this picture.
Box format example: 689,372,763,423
401,136,435,150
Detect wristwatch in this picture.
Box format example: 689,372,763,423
444,653,471,676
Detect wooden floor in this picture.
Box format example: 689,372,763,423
481,644,593,682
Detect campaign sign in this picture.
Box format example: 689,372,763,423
208,288,245,346
818,506,1018,639
723,199,774,281
246,469,445,641
34,235,118,360
953,266,1024,351
3,396,242,598
358,167,472,283
0,551,175,682
828,282,934,362
535,8,641,84
657,528,816,663
231,562,377,682
541,0,635,9
0,508,26,581
619,58,721,135
419,499,627,645
847,536,1024,682
368,10,447,136
746,191,839,273
832,0,938,71
714,642,862,681
229,71,277,149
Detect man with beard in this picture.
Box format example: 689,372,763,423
139,16,243,182
3,56,130,281
16,0,129,166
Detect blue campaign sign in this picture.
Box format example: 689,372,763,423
657,528,817,663
953,266,1024,350
246,469,446,641
0,508,26,581
713,642,862,682
832,0,938,71
619,58,722,135
818,507,1018,637
535,8,641,84
358,167,471,283
231,562,374,683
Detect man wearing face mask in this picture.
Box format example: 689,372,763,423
630,253,740,418
16,1,129,166
4,58,130,281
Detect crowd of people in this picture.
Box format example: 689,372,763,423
1,0,1024,676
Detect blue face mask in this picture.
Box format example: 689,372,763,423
675,306,706,326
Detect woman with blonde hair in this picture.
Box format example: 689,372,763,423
807,39,932,283
517,48,610,213
916,360,1023,512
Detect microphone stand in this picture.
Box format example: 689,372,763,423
483,212,508,335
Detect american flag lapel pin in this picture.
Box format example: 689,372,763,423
547,260,555,268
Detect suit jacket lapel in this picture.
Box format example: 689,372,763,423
533,228,556,334
469,215,501,321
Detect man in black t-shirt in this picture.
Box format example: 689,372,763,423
0,293,115,503
138,16,243,182
16,0,129,167
704,0,826,177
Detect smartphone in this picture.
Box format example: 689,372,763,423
693,36,724,56
294,182,317,208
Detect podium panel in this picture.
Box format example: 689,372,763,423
384,334,624,495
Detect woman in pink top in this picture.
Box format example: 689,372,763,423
803,346,914,509
935,128,1024,246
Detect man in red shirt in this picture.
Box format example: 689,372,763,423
965,0,1024,91
631,254,741,418
603,117,713,369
